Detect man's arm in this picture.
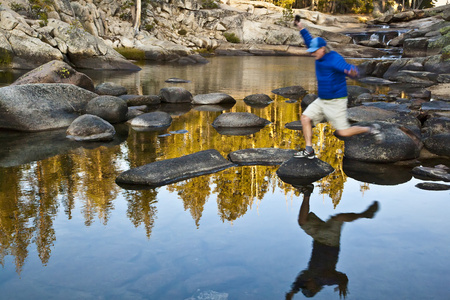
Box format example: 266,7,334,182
332,53,359,78
295,21,313,48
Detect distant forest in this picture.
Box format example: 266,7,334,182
266,0,438,14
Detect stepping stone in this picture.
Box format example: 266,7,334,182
116,149,235,188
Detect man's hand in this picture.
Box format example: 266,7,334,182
344,67,359,78
294,21,303,30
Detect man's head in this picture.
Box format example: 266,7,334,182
307,37,327,60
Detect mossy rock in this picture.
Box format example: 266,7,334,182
115,47,146,60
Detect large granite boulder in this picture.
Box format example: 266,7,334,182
343,122,421,163
116,149,235,188
66,114,116,142
46,19,141,70
276,157,335,185
10,60,95,91
0,83,97,131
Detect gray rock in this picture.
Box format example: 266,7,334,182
276,157,334,186
165,78,191,83
423,133,450,157
301,93,317,111
358,77,395,85
0,83,97,131
412,166,450,182
11,60,95,92
415,182,450,190
421,101,450,112
120,94,161,106
159,87,193,103
347,106,398,123
347,85,372,106
95,82,128,96
227,148,296,165
243,94,272,107
116,149,236,188
343,122,421,163
272,86,307,99
128,111,172,129
192,93,236,105
212,112,271,128
403,37,429,57
86,95,128,123
285,120,303,130
66,114,115,142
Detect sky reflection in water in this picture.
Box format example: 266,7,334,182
0,56,449,300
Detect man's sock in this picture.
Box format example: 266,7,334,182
305,146,313,153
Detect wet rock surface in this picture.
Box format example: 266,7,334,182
66,114,116,142
0,83,97,131
116,149,236,188
228,148,296,165
276,157,335,186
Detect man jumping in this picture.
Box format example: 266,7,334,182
294,18,384,159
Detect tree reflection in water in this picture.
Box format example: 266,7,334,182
0,95,354,274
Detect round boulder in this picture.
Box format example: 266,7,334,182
343,122,421,163
271,86,307,99
86,95,128,123
66,114,115,142
276,157,335,186
159,87,193,103
243,94,272,107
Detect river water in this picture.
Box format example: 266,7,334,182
0,56,449,300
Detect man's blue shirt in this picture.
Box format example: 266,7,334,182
300,28,356,99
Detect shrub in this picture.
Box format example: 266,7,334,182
223,32,240,43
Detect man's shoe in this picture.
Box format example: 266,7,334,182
370,124,385,143
294,149,315,159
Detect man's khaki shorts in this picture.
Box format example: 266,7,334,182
302,97,350,130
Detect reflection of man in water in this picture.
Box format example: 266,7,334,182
286,185,379,299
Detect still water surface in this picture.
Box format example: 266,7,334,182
0,56,449,299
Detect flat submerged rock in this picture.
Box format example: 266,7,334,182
228,148,296,165
116,149,235,189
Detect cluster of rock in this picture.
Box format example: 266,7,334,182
1,58,448,188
